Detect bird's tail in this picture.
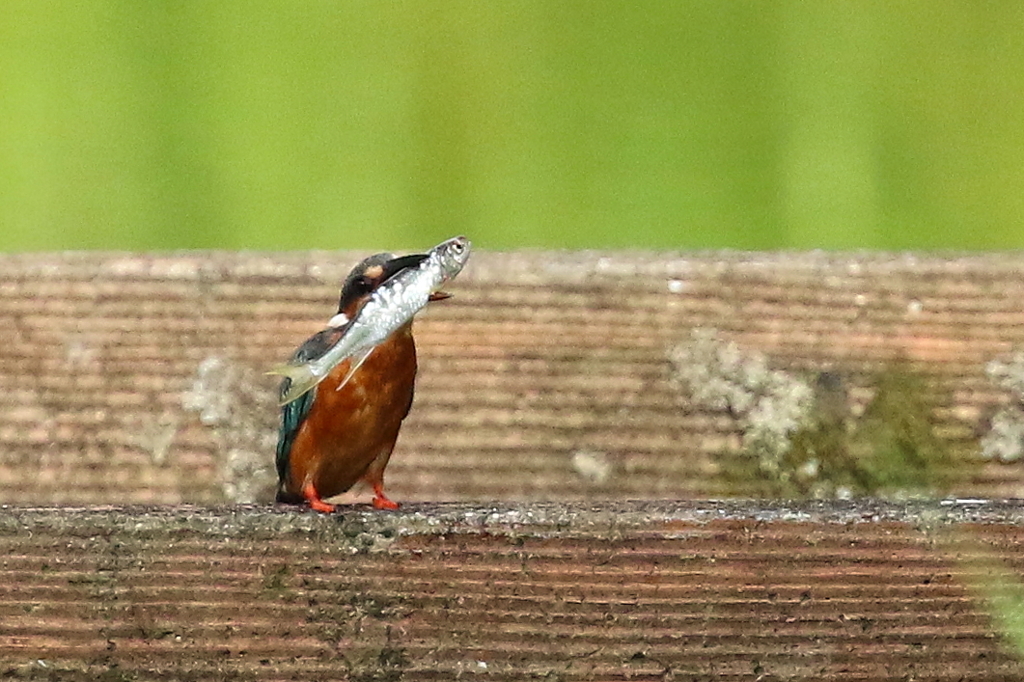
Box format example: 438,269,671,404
275,486,305,505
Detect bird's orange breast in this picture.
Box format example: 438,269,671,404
282,323,418,500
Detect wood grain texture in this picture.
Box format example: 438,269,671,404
2,500,1024,680
2,250,1024,505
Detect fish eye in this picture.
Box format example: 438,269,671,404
451,241,465,255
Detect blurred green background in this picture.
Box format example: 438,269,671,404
2,2,1023,252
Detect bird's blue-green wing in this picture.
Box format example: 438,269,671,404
274,327,345,487
275,387,315,486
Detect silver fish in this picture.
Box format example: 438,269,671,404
269,235,471,406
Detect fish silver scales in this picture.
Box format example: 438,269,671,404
270,235,471,406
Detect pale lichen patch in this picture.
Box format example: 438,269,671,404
668,328,815,478
571,450,614,485
981,353,1024,463
182,355,277,503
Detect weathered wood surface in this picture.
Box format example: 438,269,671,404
4,253,1024,679
3,500,1024,681
2,250,1024,504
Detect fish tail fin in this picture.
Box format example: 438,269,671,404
266,363,312,382
267,364,319,406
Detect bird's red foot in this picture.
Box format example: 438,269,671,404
371,484,400,510
302,482,336,513
309,498,337,513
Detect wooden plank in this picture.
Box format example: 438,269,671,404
1,250,1024,504
1,500,1022,680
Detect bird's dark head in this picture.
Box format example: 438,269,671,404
332,252,428,322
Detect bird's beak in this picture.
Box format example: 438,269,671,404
380,253,454,301
380,253,429,283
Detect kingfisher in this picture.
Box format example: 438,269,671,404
274,250,446,513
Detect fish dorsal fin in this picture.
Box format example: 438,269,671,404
335,346,376,393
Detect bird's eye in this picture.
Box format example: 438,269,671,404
354,276,373,293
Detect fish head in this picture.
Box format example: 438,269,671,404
431,235,472,283
336,251,430,319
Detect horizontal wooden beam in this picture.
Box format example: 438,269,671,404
3,250,1024,505
2,500,1023,680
